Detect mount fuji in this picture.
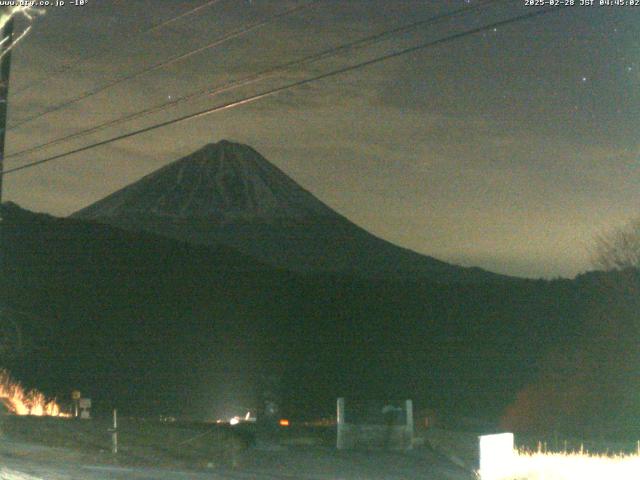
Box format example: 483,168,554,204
73,140,506,283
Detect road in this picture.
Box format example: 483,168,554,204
0,441,475,479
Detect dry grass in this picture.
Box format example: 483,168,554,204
490,449,640,480
0,370,67,417
422,426,640,480
0,415,252,470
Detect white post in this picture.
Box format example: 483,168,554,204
336,397,346,450
405,399,413,450
112,409,118,454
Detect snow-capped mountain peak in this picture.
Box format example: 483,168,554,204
74,140,507,283
76,140,334,223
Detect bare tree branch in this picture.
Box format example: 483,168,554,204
592,218,640,271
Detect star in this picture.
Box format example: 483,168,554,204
581,77,587,83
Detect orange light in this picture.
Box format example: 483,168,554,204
279,418,290,427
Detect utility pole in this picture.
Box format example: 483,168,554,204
0,12,14,201
0,10,15,355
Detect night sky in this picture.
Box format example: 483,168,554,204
4,0,639,278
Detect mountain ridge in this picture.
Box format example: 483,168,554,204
74,141,335,223
73,140,510,283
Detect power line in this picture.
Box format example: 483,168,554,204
2,6,564,177
8,0,321,131
11,0,225,98
10,0,319,129
144,0,225,34
6,0,503,161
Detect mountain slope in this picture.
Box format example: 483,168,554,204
73,140,507,283
6,203,637,436
1,203,573,419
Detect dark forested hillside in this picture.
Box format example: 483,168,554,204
2,202,637,435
